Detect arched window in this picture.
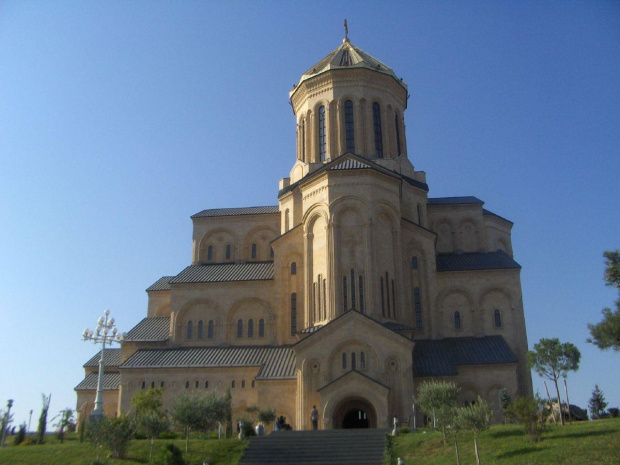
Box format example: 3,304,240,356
343,276,348,312
226,244,231,260
161,381,165,388
412,256,418,270
197,320,203,339
205,380,209,389
380,277,385,316
242,380,246,388
494,309,502,328
291,262,297,275
345,100,355,152
342,352,347,370
187,321,193,339
360,352,366,369
318,105,326,161
195,380,199,388
351,352,357,370
454,311,461,330
285,209,290,232
237,319,243,338
151,381,155,389
291,293,297,336
248,319,254,338
251,243,257,259
185,381,190,389
251,380,255,388
373,102,383,158
395,113,402,155
231,380,235,388
141,381,146,389
208,320,214,339
207,245,213,261
350,269,356,309
414,287,423,331
259,318,265,338
301,118,306,162
359,275,365,313
270,247,274,258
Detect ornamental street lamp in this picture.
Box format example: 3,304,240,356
82,309,125,420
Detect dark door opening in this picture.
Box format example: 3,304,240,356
342,408,369,428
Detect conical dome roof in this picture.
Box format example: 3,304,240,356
295,38,407,91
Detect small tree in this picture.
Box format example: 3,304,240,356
171,391,230,452
53,408,75,443
507,395,549,443
458,397,493,465
527,338,581,426
415,380,460,445
131,387,164,420
140,410,170,461
36,394,51,444
14,423,26,446
588,385,608,419
498,389,512,424
87,415,135,460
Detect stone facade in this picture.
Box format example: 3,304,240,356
76,37,532,428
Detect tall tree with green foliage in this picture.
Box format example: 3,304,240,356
588,250,620,352
415,380,460,444
52,408,74,443
131,387,164,420
36,394,51,444
171,391,230,452
86,415,135,460
527,338,580,426
458,397,493,465
588,385,608,419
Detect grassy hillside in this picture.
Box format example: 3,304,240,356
0,435,246,465
389,418,620,465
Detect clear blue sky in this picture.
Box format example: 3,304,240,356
1,1,619,428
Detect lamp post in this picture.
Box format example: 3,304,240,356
82,309,125,420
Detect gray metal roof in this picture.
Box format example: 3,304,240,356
328,158,373,170
124,317,170,342
483,208,514,225
191,206,279,219
298,325,324,334
75,372,120,390
436,251,521,272
170,262,274,284
427,196,484,206
146,276,174,292
83,348,121,368
121,346,296,380
413,336,518,377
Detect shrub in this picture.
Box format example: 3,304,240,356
608,407,619,418
153,443,186,465
397,426,410,435
236,417,256,437
86,415,136,459
14,423,26,445
507,395,549,443
159,431,179,439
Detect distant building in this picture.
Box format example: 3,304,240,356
76,34,532,428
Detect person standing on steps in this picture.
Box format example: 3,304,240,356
311,405,318,430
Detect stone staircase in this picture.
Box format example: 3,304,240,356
237,428,388,465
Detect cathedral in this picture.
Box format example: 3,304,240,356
76,34,532,429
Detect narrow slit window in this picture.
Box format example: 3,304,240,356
323,279,327,320
392,280,396,318
412,256,418,270
208,320,214,339
291,262,297,275
291,293,297,336
301,119,306,162
454,311,461,330
350,269,356,309
318,105,326,161
207,245,213,261
373,102,383,158
345,100,355,152
359,275,364,313
237,319,243,338
226,244,231,260
343,276,348,312
195,381,199,389
259,318,265,338
360,352,366,369
395,113,402,155
251,243,257,259
197,320,204,339
187,321,193,339
317,275,321,319
386,272,391,316
342,352,347,370
380,277,385,316
494,309,502,328
231,380,235,388
185,381,190,389
351,352,357,370
414,288,423,331
248,319,254,338
205,381,209,389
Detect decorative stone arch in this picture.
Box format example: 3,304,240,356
494,237,510,254
459,384,480,406
373,201,401,229
435,287,476,336
328,338,380,378
458,217,480,252
433,218,455,253
242,224,279,261
173,298,222,341
302,203,330,231
330,196,371,224
479,287,514,332
197,227,240,263
226,297,275,344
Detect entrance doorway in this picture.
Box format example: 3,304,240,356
333,398,377,429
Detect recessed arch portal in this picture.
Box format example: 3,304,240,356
332,397,377,429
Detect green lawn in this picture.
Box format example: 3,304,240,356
2,419,619,465
0,435,246,465
389,418,620,465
